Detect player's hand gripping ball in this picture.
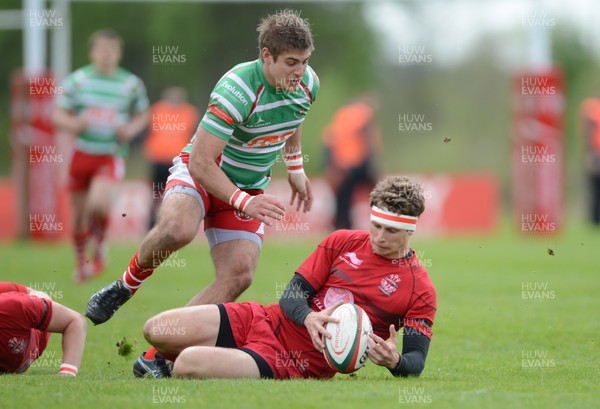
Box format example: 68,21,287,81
323,303,373,373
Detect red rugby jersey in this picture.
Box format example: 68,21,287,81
0,284,53,373
264,229,437,378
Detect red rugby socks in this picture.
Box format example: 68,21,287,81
121,251,155,293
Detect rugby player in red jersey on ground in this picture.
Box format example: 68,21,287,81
140,176,437,379
85,10,320,378
0,282,87,376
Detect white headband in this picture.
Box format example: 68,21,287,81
371,206,418,231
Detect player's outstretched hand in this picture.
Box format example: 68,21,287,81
303,300,343,353
242,194,286,226
367,324,401,369
288,173,313,213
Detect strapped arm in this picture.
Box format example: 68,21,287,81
389,322,431,377
278,273,317,326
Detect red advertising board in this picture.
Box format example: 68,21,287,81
512,68,564,234
262,173,499,238
11,69,70,240
1,174,499,241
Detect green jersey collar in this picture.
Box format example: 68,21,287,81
256,59,277,94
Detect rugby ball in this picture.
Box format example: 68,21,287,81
323,303,373,373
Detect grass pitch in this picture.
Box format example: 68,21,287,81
1,221,598,409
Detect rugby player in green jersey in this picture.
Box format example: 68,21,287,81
54,30,150,283
86,10,320,378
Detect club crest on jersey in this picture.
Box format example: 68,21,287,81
233,209,252,221
8,337,26,354
323,287,354,308
378,274,401,296
338,252,363,269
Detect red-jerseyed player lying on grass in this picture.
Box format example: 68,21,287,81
135,176,437,379
0,282,87,376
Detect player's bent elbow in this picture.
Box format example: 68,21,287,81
187,155,208,184
59,310,87,339
188,145,222,187
75,312,88,335
51,107,63,126
52,107,72,130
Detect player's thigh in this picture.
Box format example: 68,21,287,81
138,192,204,260
173,346,261,379
155,191,203,239
211,239,260,278
87,176,116,211
157,189,202,223
144,304,220,353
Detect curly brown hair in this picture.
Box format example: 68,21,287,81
257,9,314,61
369,176,425,218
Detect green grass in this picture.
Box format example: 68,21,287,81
1,221,599,409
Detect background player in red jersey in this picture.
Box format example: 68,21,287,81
137,176,437,379
0,282,87,376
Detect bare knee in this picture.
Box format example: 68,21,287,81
153,194,201,247
157,217,197,248
87,203,109,219
218,263,254,298
172,348,204,378
143,314,171,349
235,271,253,294
72,214,87,232
71,205,87,231
143,316,159,345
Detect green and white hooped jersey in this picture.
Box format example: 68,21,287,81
56,64,149,155
182,59,319,189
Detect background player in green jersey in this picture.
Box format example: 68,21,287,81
53,29,150,283
85,10,320,377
